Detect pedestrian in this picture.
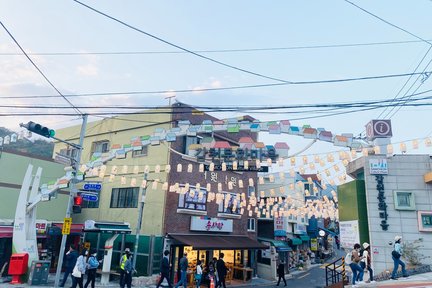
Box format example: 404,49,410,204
156,250,172,288
175,252,188,288
358,243,375,283
348,243,364,287
276,260,287,287
72,249,88,288
119,248,131,288
335,236,340,250
84,249,100,288
216,253,228,288
391,236,409,280
60,244,78,287
122,254,133,288
195,260,203,288
206,257,217,288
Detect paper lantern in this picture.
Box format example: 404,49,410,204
209,163,215,172
218,183,222,192
325,169,331,177
342,159,349,166
278,158,284,167
206,183,211,192
316,173,322,181
184,183,190,191
290,157,296,166
196,183,201,190
309,162,316,170
248,210,252,217
362,148,368,156
238,180,243,188
155,165,161,173
303,156,308,165
109,174,115,182
279,171,285,180
373,146,380,154
221,163,227,171
289,169,296,177
176,164,183,172
169,185,176,192
425,138,432,147
319,159,325,167
122,165,128,174
387,144,394,154
270,189,275,196
279,187,285,193
412,139,419,149
400,142,407,153
198,163,204,173
228,181,233,190
98,171,105,179
269,175,275,182
111,165,118,174
141,180,147,188
351,150,357,158
314,155,320,163
232,161,238,170
256,159,261,168
165,164,171,173
130,178,137,187
249,178,254,186
307,177,313,184
333,165,340,172
244,160,249,169
187,164,193,173
299,167,305,174
259,177,264,185
267,158,272,167
327,153,334,162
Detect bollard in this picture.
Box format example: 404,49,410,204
342,256,348,284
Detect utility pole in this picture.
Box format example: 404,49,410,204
132,172,147,270
54,114,88,287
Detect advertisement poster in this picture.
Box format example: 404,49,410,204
311,238,318,251
339,220,360,249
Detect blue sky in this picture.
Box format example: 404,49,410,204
1,0,432,158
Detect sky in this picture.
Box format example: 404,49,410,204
1,0,432,161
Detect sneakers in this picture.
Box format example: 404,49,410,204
370,280,376,283
390,277,397,280
403,275,409,278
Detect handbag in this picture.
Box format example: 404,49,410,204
72,265,82,278
392,250,401,259
195,273,202,280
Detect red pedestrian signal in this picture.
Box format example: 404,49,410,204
73,196,83,213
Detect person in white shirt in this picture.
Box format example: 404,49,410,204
195,260,203,288
360,243,375,283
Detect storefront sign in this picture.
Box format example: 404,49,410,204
274,217,286,237
339,220,360,249
311,238,318,251
369,158,388,175
35,220,48,234
83,182,102,192
294,224,307,234
190,216,233,233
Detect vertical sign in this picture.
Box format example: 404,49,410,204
62,218,72,235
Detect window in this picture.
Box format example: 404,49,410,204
110,187,139,208
247,218,256,232
418,211,432,232
247,185,255,197
132,146,148,158
178,186,207,211
394,191,416,210
91,140,110,155
218,192,241,215
257,243,271,265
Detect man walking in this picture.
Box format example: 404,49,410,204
216,253,228,288
175,252,188,288
119,248,131,288
276,260,287,287
60,244,78,287
156,250,172,288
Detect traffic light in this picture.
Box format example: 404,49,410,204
21,121,55,138
73,196,83,213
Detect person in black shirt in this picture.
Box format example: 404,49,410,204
157,250,172,288
60,244,79,287
216,253,228,288
276,261,287,286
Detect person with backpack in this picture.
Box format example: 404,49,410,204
346,243,364,287
84,249,100,288
391,236,409,280
359,243,375,283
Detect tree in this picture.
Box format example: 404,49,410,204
402,238,430,266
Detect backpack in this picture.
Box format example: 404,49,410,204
345,252,352,265
88,256,99,269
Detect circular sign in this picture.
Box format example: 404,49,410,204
366,122,373,138
319,230,325,237
373,121,391,136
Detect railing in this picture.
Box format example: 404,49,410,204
325,257,348,287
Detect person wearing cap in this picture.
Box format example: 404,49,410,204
360,243,375,283
391,236,408,280
119,248,131,287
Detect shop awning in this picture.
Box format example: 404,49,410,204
258,238,292,252
290,238,302,246
300,235,310,241
0,226,13,238
170,234,268,250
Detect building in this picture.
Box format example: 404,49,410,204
339,154,432,274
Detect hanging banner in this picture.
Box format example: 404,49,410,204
339,220,360,249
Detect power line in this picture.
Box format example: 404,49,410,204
1,71,430,100
343,0,432,46
72,0,291,84
0,21,83,115
1,39,431,56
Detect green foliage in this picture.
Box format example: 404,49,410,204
0,127,54,158
402,238,431,266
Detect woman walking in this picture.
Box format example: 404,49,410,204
360,243,375,283
391,236,409,280
195,260,203,288
84,249,99,288
349,243,364,287
276,260,287,287
72,249,88,288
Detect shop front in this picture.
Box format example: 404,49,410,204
257,238,292,280
167,233,266,286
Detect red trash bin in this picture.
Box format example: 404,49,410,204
8,253,29,284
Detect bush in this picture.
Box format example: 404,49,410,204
402,238,431,266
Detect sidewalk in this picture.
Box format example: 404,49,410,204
346,271,432,288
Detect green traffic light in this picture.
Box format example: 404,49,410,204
49,129,56,137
